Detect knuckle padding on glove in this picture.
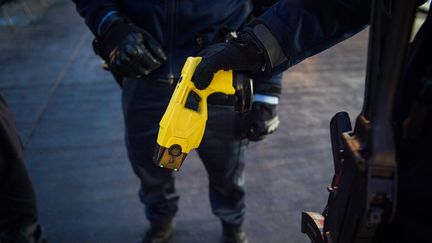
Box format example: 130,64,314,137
192,34,266,90
142,31,167,61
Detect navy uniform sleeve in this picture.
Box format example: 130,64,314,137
248,0,371,75
72,0,119,36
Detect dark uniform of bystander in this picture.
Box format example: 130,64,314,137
0,94,46,243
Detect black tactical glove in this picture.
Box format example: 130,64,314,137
95,14,167,79
237,101,279,141
192,32,265,89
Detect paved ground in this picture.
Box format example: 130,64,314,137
0,1,367,242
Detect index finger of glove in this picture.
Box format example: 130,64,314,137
147,40,167,62
193,43,236,89
140,31,167,62
135,46,163,71
192,60,217,90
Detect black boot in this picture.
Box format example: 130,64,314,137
221,222,248,243
141,221,175,243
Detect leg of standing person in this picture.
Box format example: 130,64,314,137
197,72,282,243
122,79,179,242
0,94,46,243
197,102,249,243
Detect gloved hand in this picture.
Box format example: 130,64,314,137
95,14,167,79
192,32,266,89
237,101,280,141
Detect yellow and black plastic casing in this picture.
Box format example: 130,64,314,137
153,57,252,171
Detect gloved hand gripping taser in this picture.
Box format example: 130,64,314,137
153,57,252,171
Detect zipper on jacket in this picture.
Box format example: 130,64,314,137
166,0,176,84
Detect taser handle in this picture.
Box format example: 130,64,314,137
155,57,236,171
157,57,235,154
181,57,235,121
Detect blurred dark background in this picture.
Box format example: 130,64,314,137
0,1,367,242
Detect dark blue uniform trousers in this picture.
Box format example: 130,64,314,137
122,79,247,226
0,94,45,243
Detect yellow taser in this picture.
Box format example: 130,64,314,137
153,57,246,171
